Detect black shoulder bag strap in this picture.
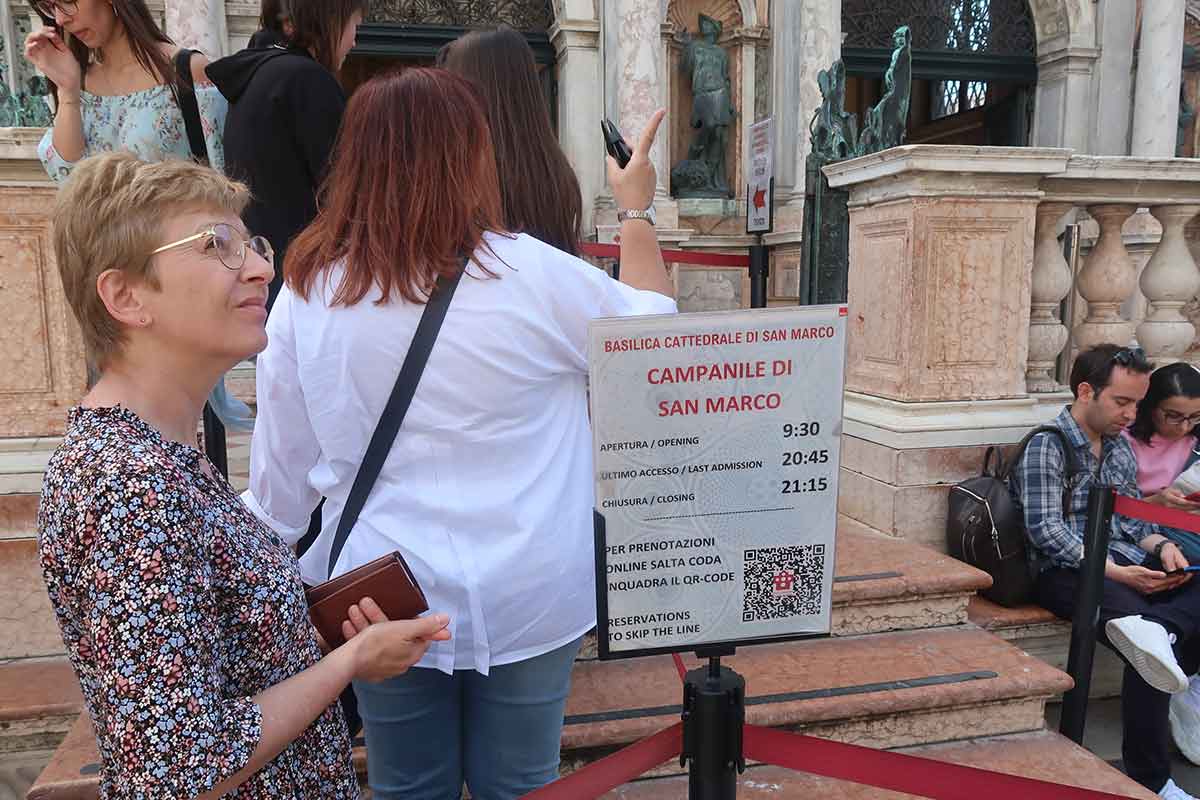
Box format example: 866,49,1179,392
172,48,209,164
325,268,464,578
1002,425,1085,515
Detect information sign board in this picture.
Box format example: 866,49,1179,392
746,118,775,234
590,305,847,658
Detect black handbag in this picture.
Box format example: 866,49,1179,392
947,426,1083,607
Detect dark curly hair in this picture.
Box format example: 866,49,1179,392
1129,362,1200,444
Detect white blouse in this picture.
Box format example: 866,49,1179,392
243,232,677,674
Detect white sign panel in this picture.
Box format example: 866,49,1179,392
746,118,774,234
590,305,847,658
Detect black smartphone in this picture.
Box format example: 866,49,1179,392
601,118,632,169
1164,566,1200,575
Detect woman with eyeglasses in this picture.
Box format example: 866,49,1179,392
39,152,451,798
25,0,252,432
1125,362,1200,546
25,0,225,181
1124,362,1200,774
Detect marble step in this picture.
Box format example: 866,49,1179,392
0,539,63,662
559,626,1072,774
601,729,1156,799
0,503,989,671
968,596,1126,700
28,625,1069,797
0,658,81,755
0,493,37,541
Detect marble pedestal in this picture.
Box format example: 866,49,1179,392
0,128,85,439
824,146,1073,403
823,146,1074,548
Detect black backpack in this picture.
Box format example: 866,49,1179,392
946,425,1080,607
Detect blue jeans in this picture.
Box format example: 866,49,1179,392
352,637,582,800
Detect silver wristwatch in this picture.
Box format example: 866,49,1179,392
617,206,657,226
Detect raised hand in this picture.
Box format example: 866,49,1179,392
606,108,665,213
24,27,81,96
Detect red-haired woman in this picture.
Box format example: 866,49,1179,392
243,68,674,799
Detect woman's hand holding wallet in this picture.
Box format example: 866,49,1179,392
340,597,451,683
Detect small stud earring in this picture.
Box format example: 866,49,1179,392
140,317,148,325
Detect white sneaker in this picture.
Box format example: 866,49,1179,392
1159,778,1198,799
1171,677,1200,766
1106,615,1189,695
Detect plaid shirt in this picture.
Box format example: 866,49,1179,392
1009,407,1151,571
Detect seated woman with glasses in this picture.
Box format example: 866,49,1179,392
39,152,451,798
1124,361,1200,560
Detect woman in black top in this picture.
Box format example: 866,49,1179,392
208,0,363,309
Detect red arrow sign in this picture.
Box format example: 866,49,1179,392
753,187,767,210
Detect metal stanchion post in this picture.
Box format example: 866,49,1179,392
749,242,769,309
681,653,745,800
1059,485,1115,744
202,402,229,479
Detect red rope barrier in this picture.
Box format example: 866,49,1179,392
741,725,1140,800
672,653,687,681
519,722,682,799
1113,493,1200,536
579,242,751,268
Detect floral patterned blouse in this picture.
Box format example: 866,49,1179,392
38,406,359,799
38,82,227,183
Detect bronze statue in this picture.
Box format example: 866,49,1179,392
859,27,911,156
810,60,858,162
671,15,736,198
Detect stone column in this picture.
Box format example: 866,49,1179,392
1131,0,1186,157
164,0,227,57
611,0,677,229
1137,204,1200,360
551,11,602,239
1091,0,1137,156
1073,204,1138,350
772,0,839,229
1027,202,1076,392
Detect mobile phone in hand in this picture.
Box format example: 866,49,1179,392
1164,566,1200,575
1185,491,1200,502
601,118,632,169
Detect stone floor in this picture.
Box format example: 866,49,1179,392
1046,698,1200,796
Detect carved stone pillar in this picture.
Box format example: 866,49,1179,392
1137,205,1200,360
1073,204,1138,350
1131,0,1186,158
610,0,676,229
1027,202,1075,392
164,0,227,56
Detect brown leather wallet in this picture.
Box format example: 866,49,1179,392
306,551,429,648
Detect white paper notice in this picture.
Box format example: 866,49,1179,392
590,305,847,657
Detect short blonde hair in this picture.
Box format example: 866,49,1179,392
52,153,250,370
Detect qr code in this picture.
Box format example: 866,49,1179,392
742,544,826,622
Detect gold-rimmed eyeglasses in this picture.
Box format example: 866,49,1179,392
149,222,273,271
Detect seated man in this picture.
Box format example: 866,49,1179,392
1011,343,1200,800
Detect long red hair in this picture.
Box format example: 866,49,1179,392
287,68,505,306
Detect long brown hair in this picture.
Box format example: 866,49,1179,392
36,0,174,99
287,68,505,306
439,28,583,256
285,0,366,72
